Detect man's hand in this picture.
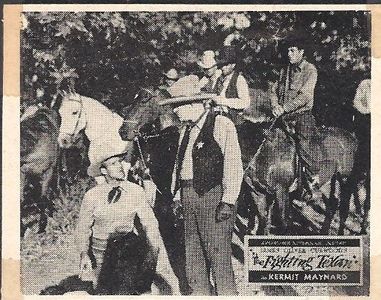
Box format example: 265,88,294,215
172,200,183,220
212,95,226,106
143,180,157,208
272,104,285,118
79,252,93,281
215,202,235,222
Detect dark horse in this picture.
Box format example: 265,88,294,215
20,104,60,236
124,96,360,237
119,87,190,294
244,117,358,235
338,111,370,235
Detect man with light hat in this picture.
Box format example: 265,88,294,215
198,50,222,93
75,149,180,295
158,87,242,295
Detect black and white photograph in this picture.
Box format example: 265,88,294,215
10,6,373,296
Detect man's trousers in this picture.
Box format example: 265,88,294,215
284,111,322,174
180,180,237,295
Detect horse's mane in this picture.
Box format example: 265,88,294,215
80,95,124,130
79,95,119,115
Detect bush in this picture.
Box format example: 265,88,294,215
21,177,95,261
22,11,370,128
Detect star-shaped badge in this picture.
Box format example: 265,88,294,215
196,141,204,149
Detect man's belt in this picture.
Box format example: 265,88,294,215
180,179,193,188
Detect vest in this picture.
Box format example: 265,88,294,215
224,71,240,98
214,71,242,124
192,112,224,196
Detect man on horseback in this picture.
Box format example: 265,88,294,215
163,68,180,88
159,94,243,295
353,78,370,175
158,67,180,99
211,46,251,122
76,150,180,295
270,36,323,193
198,50,222,93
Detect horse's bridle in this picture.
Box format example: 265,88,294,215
133,130,175,196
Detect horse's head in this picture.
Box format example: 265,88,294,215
119,86,178,141
57,92,87,148
245,120,295,186
20,103,42,122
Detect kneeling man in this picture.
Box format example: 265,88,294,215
75,150,180,295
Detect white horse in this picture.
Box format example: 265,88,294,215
57,92,156,204
57,92,131,178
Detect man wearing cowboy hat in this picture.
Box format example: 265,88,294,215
270,35,323,191
163,68,180,88
158,92,243,295
153,67,181,105
75,150,180,295
198,50,222,93
212,45,250,117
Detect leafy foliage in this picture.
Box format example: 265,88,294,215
22,11,370,126
21,177,95,261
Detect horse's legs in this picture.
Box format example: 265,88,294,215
241,177,272,235
275,184,291,233
249,192,268,235
338,172,352,235
353,184,362,216
236,183,256,235
153,197,190,295
264,194,275,235
361,174,370,234
320,174,339,235
38,165,55,233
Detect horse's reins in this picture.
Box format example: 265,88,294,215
244,117,279,173
134,134,164,196
139,129,174,142
135,117,282,195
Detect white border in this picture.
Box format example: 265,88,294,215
2,4,379,299
22,4,369,12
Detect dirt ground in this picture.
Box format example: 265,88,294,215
21,225,369,296
21,178,370,296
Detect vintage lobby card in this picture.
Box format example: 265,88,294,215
2,3,381,299
245,236,363,286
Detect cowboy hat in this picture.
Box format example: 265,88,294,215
158,94,215,106
197,50,217,69
158,75,215,106
87,146,130,178
163,68,179,80
166,75,201,97
282,30,311,54
216,46,237,66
